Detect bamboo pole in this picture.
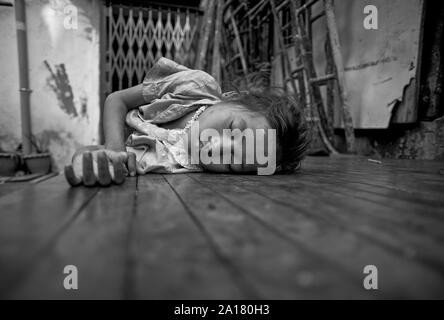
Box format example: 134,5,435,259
268,0,298,95
195,0,216,70
324,32,335,130
324,0,355,153
228,7,248,77
211,0,224,83
289,0,339,154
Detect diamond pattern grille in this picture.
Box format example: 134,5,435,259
105,4,200,92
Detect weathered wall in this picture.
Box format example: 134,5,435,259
331,117,444,160
419,0,444,120
0,2,21,153
311,0,424,129
270,0,423,129
0,0,101,171
375,118,444,160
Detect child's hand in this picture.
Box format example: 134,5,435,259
64,147,137,187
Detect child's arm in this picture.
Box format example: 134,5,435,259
65,84,145,187
103,84,145,152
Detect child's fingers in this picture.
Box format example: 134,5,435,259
126,152,137,177
97,151,112,187
104,150,129,176
82,151,97,187
104,150,127,163
112,159,126,185
122,164,129,176
64,165,82,187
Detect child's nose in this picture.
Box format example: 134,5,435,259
205,135,233,161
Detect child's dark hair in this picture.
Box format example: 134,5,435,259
224,90,310,172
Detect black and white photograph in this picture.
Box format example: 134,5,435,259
0,0,443,304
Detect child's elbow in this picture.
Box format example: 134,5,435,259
104,91,121,106
104,91,128,113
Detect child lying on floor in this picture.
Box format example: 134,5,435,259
65,58,309,186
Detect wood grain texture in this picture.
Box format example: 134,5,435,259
126,175,243,299
0,157,443,299
190,173,444,299
0,175,99,297
173,174,371,299
0,182,31,198
6,178,137,299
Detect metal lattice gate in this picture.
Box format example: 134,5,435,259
103,3,202,94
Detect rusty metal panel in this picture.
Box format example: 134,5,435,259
312,0,424,129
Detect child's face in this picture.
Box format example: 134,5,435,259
188,102,278,174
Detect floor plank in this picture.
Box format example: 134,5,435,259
238,174,444,273
303,157,444,197
6,178,137,299
126,175,244,299
192,173,444,299
1,157,443,299
165,174,373,299
0,182,30,198
0,175,98,297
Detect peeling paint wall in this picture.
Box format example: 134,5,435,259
310,0,423,129
0,3,21,153
376,118,444,160
0,0,101,171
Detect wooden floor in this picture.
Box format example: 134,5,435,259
0,156,444,299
